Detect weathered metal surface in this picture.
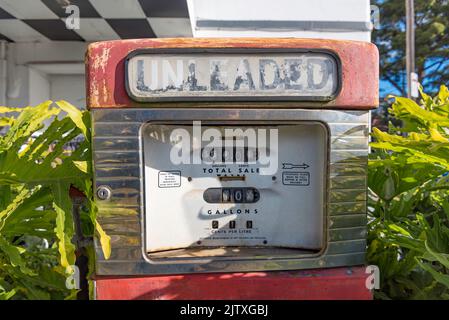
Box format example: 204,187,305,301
86,38,378,109
92,108,369,276
95,267,372,300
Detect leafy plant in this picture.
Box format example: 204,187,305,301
368,85,449,299
0,101,110,300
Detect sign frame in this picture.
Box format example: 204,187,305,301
124,48,342,103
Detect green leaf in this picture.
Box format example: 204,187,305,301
0,187,34,226
96,221,111,259
0,235,24,268
73,161,88,173
0,289,16,300
417,260,449,289
388,223,412,237
423,241,449,269
55,100,89,141
0,106,24,113
51,183,76,268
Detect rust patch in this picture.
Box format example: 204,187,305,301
101,79,109,104
85,38,379,110
93,46,111,73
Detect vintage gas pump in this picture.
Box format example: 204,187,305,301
86,38,378,300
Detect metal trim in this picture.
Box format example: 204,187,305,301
195,20,373,32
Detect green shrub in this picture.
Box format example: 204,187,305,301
368,86,449,299
5,92,449,300
0,101,109,300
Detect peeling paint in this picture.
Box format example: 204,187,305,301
85,38,379,110
102,79,108,104
93,46,111,73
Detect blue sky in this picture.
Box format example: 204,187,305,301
380,79,401,98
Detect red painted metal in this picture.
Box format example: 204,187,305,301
85,38,379,110
95,267,372,300
88,38,376,300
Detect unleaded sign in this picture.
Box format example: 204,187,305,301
126,51,340,101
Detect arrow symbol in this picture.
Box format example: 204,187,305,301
282,163,310,170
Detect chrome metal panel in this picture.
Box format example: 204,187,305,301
92,108,369,275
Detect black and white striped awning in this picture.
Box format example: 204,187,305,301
0,0,192,42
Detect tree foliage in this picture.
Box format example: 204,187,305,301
373,0,449,96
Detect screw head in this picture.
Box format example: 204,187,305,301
96,186,112,200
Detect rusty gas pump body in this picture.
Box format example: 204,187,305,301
86,38,378,300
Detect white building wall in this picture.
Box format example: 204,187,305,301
28,68,50,106
6,65,30,108
50,75,86,109
3,42,87,109
187,0,372,41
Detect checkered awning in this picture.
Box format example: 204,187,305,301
0,0,192,42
